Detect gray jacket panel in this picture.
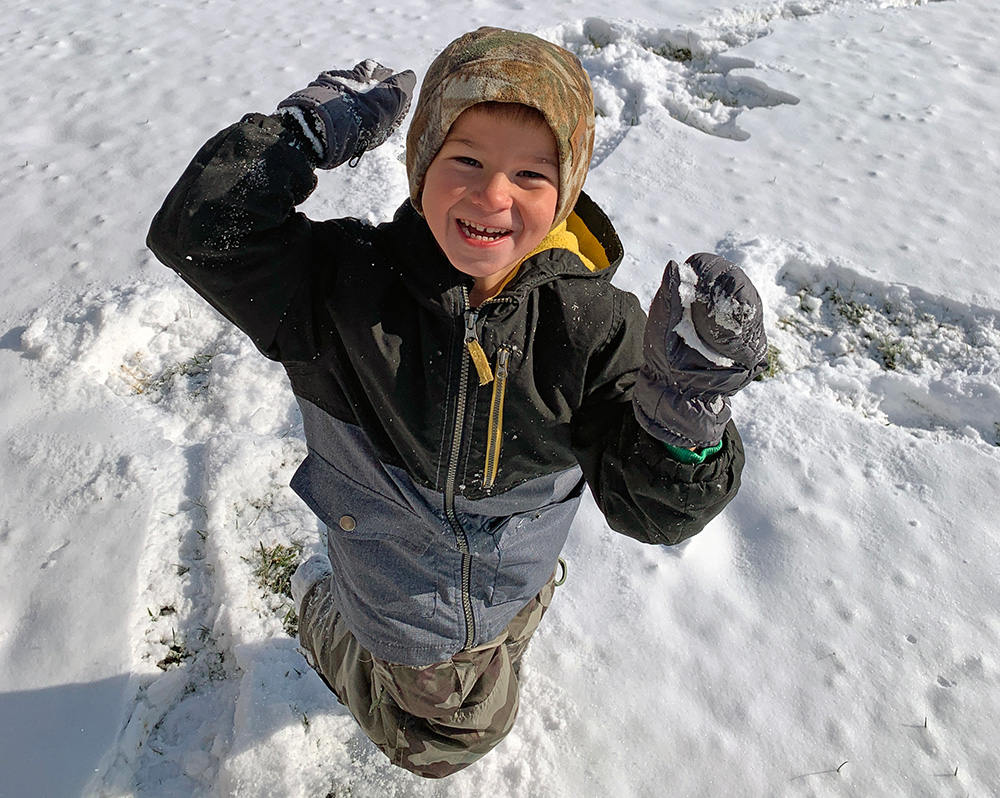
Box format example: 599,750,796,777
291,398,581,666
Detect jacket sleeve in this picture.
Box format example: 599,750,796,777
146,112,331,361
570,290,745,546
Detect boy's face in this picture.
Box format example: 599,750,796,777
422,106,559,302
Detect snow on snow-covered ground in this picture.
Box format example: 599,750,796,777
2,0,999,795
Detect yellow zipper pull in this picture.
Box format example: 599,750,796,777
482,347,510,490
464,311,494,385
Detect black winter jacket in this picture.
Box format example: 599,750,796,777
147,113,745,664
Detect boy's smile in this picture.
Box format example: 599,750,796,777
421,105,559,305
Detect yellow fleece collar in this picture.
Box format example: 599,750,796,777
494,211,611,295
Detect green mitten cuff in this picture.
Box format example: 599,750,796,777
662,439,724,464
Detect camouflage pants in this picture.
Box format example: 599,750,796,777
297,573,557,779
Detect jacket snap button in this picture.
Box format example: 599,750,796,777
339,515,357,532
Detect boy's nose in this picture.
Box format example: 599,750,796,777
474,172,514,211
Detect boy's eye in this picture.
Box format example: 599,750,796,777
518,169,558,185
455,156,481,167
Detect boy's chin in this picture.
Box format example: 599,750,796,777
453,255,518,276
448,251,519,280
451,259,520,288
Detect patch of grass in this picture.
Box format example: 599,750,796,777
827,289,871,325
156,629,190,671
646,42,693,62
324,783,355,798
242,489,281,528
120,351,215,398
246,541,303,599
698,88,740,108
282,605,298,638
775,313,809,335
755,343,783,380
875,335,907,371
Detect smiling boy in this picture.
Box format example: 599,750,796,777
148,27,766,778
422,103,559,306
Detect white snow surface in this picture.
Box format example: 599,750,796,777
675,259,737,368
320,61,388,95
3,0,999,796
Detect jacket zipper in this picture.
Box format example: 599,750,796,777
443,292,478,650
482,347,510,490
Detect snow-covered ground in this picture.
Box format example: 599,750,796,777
2,0,998,795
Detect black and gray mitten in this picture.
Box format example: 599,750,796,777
276,60,415,169
633,253,767,449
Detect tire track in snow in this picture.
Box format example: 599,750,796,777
20,284,356,795
22,286,239,794
547,17,799,164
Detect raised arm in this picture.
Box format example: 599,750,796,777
146,63,414,358
574,255,767,546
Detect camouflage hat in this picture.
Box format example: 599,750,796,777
406,27,595,228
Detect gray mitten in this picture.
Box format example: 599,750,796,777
633,253,767,449
277,60,415,169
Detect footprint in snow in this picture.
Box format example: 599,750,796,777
548,1,939,167
547,17,799,166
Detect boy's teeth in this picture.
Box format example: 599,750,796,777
461,220,509,240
